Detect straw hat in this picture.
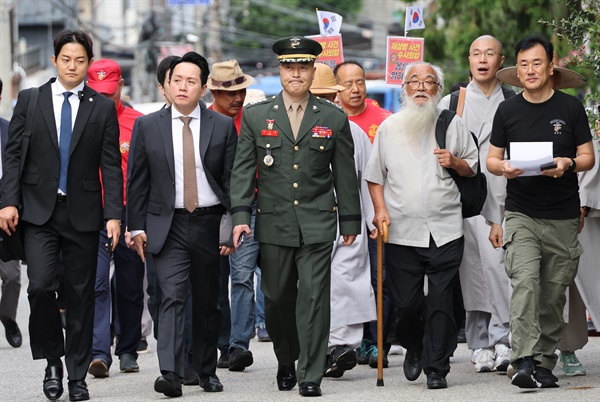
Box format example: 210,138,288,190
310,63,345,95
207,60,254,91
243,89,267,106
496,52,586,89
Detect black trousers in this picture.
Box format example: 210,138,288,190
386,236,463,376
25,199,99,381
153,212,221,378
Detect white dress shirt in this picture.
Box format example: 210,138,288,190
171,105,221,208
51,79,84,195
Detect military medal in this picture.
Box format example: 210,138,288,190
267,119,274,130
264,151,274,167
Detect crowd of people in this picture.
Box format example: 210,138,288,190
0,28,598,401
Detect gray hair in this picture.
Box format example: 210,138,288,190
403,61,445,96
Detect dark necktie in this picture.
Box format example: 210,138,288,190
180,116,198,213
59,92,73,193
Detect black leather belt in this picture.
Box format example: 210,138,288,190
57,194,67,202
174,205,225,216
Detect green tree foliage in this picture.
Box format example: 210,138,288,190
541,0,600,124
421,0,569,89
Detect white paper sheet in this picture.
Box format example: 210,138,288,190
507,142,553,177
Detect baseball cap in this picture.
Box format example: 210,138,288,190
87,59,122,94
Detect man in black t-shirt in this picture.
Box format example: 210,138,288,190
487,35,594,389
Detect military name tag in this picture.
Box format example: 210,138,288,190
261,130,279,137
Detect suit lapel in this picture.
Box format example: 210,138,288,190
296,94,321,143
38,81,58,150
158,107,175,180
199,105,214,160
70,85,96,156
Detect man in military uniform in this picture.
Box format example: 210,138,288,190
230,36,361,397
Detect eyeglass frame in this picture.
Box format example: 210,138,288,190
404,80,439,90
469,49,500,58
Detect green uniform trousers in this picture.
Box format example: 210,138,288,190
504,212,582,369
260,241,333,385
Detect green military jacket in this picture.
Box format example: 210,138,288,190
230,91,361,247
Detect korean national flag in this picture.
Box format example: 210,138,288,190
405,5,425,31
317,10,343,36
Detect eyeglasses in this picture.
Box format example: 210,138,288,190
470,50,499,58
210,76,246,88
404,80,439,90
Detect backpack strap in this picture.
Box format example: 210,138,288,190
449,90,459,113
501,86,517,99
435,109,456,150
456,87,467,117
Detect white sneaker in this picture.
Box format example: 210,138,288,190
388,344,405,355
474,348,495,372
494,344,511,372
471,348,482,364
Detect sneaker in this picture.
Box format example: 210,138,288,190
474,348,495,372
324,346,357,378
257,324,271,342
471,348,482,364
217,350,230,369
356,339,373,365
388,344,405,355
137,337,151,354
511,357,539,389
494,344,511,372
88,358,110,378
558,351,586,376
368,345,389,369
534,366,559,388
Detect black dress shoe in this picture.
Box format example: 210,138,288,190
68,380,89,401
183,367,199,386
119,353,139,373
276,364,297,391
154,371,182,397
199,374,224,392
229,348,254,371
426,372,447,389
0,316,22,348
299,382,322,397
43,365,64,401
403,349,422,381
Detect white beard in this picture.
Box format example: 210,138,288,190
397,93,439,142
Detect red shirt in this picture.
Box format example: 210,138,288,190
348,101,392,143
208,104,242,134
101,100,143,206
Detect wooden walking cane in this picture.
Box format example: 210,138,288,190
377,221,388,386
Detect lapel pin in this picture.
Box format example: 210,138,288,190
312,105,317,110
89,98,93,102
273,104,279,110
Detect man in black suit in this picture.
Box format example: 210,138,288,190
0,30,123,401
0,78,23,350
128,52,237,397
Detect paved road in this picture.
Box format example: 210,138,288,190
1,264,598,401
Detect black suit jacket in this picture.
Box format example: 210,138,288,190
0,117,8,155
127,104,237,254
1,79,123,231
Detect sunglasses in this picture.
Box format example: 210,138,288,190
211,76,246,88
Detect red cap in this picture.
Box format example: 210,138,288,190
87,59,122,95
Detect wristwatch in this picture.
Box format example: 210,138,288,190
567,158,576,172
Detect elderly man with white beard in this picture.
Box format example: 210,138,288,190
365,61,478,389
